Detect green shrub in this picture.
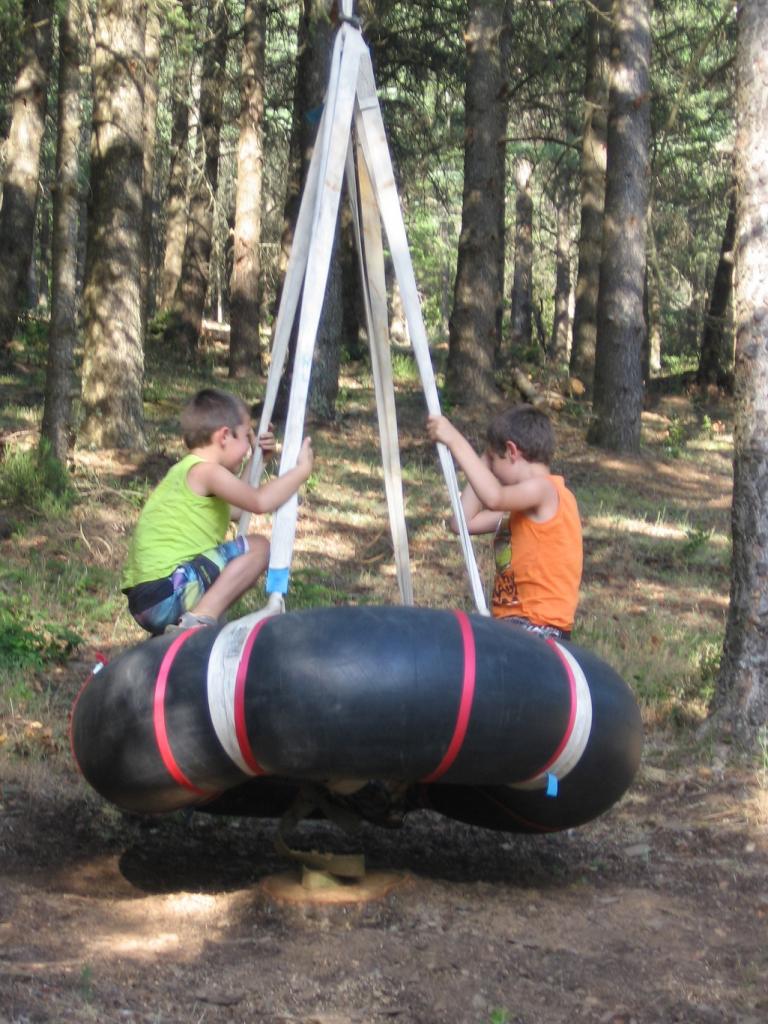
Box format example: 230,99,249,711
15,316,50,368
0,440,75,514
682,524,713,559
664,414,687,457
391,352,420,383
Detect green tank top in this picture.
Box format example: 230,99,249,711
121,454,231,588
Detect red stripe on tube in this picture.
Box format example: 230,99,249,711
233,618,270,775
421,610,477,783
153,630,209,795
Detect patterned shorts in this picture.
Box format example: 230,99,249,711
124,536,249,635
500,615,571,642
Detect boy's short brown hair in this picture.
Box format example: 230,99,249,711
486,405,555,465
180,388,249,448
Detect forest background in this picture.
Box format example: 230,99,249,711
2,4,768,1019
0,0,766,758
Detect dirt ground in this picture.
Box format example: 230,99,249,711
1,745,766,1024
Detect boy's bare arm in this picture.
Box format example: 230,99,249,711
455,452,505,534
442,459,500,534
196,437,314,515
458,484,506,534
427,414,549,515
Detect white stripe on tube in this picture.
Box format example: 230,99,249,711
206,600,282,774
509,643,593,790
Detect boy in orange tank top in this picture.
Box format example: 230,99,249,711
426,405,582,640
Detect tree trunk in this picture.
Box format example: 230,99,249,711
0,0,54,360
340,203,364,361
587,0,652,453
140,7,161,335
711,0,768,744
697,184,737,389
495,7,510,363
569,0,611,390
446,0,507,406
79,0,146,449
76,60,93,307
172,0,228,360
645,213,663,376
550,197,571,364
275,0,342,424
508,158,534,357
41,0,83,460
229,0,266,378
156,16,194,312
35,201,51,311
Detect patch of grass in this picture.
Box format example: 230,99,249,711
0,606,81,673
142,367,211,411
226,569,358,621
287,568,357,610
78,963,94,1002
578,485,645,520
0,547,122,653
0,402,39,431
0,596,83,721
0,439,75,516
582,503,730,587
575,604,721,728
757,727,768,790
391,352,420,383
486,1012,510,1024
660,353,697,375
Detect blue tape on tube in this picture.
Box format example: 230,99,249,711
545,773,559,798
266,567,290,594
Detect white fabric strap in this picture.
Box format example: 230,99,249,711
244,15,488,615
267,23,364,592
345,118,414,604
353,50,489,615
237,100,331,538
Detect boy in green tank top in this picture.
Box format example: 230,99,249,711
122,388,314,634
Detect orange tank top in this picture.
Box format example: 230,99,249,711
491,475,583,631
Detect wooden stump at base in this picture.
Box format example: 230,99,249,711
258,869,409,905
